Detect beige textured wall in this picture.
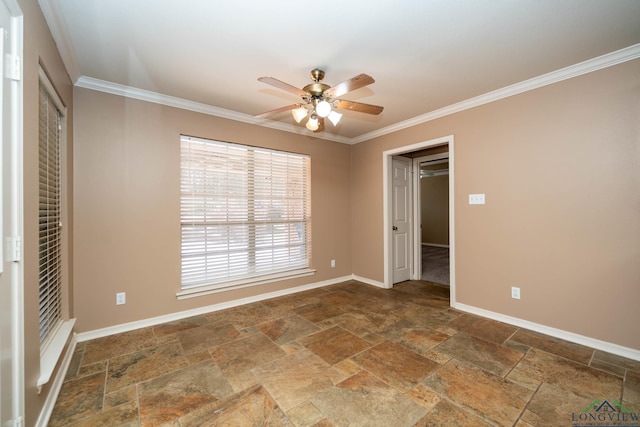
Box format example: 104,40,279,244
72,88,352,332
19,0,75,422
420,175,449,245
351,59,640,350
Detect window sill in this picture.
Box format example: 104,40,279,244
176,268,316,300
38,318,76,393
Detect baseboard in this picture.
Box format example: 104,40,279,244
453,302,640,362
35,335,78,427
76,275,354,342
351,274,388,289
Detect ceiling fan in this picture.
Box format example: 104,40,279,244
255,69,384,133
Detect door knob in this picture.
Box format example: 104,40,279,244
392,226,398,231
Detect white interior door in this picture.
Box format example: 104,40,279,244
0,1,22,424
392,157,411,283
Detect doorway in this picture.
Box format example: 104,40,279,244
414,154,449,285
383,135,455,304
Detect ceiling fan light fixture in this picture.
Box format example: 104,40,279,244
328,110,342,126
315,100,332,118
291,105,308,123
306,115,319,131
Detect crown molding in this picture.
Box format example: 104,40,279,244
75,76,352,144
39,0,640,144
38,0,80,82
71,40,639,146
351,43,640,144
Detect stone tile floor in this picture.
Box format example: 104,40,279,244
50,280,640,426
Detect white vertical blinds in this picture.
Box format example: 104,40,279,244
38,83,63,346
180,135,311,290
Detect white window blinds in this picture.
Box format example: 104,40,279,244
180,135,311,291
38,82,62,346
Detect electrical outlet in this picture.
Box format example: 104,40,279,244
511,287,520,300
116,292,126,305
331,259,336,268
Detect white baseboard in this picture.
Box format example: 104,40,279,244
76,275,354,342
453,302,640,362
35,335,78,427
352,274,388,289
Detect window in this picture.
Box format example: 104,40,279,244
179,135,312,297
38,81,62,347
37,67,74,390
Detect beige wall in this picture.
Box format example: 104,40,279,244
421,174,449,245
72,88,352,332
352,59,640,351
19,0,75,423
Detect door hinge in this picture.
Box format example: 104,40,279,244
5,236,21,262
5,54,21,81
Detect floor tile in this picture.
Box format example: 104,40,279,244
206,302,279,329
508,329,594,365
445,313,517,344
152,314,208,338
352,340,439,392
209,332,285,377
104,385,137,410
299,326,372,365
293,301,346,323
590,357,626,377
81,327,157,365
413,399,492,426
389,303,459,330
625,369,640,404
377,324,450,355
258,314,321,345
434,332,523,376
66,401,139,427
520,382,593,426
51,279,637,427
252,349,337,412
176,322,241,354
48,372,106,426
176,385,292,427
406,384,442,410
286,401,325,427
260,293,323,316
106,339,188,393
594,350,640,373
508,348,622,400
423,359,533,425
311,371,427,426
137,360,234,426
315,312,383,337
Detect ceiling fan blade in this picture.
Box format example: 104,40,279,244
313,117,325,133
254,104,299,119
323,74,375,98
258,76,308,97
334,99,384,115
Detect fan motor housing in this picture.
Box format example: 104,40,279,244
303,82,330,97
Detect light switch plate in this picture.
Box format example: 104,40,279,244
469,194,485,205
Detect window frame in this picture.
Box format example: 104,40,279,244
177,135,314,300
37,66,74,390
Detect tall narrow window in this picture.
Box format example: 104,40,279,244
38,82,62,347
180,135,312,295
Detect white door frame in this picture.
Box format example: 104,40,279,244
0,0,23,425
382,135,456,304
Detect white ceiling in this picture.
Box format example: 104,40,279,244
40,0,640,143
